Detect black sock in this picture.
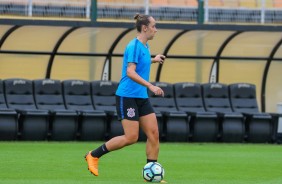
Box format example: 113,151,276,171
147,159,157,163
91,144,109,158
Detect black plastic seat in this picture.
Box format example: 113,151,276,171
0,80,18,140
4,78,49,140
91,80,120,139
202,83,245,142
33,79,78,141
174,82,218,142
63,79,107,141
149,82,188,142
229,83,274,143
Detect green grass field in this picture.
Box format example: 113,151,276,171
0,142,282,184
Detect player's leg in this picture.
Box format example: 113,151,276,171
85,96,140,176
106,96,140,151
138,98,159,162
139,99,166,182
141,114,167,183
85,119,139,176
105,119,139,151
140,113,159,162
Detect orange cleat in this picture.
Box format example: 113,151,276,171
84,151,99,176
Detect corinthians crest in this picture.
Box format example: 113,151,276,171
127,107,135,118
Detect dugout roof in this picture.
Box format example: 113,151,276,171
0,22,282,112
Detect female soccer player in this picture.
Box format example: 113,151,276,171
85,13,166,182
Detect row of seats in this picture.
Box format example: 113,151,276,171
150,82,278,143
0,79,113,141
0,1,87,19
153,0,281,8
1,0,280,9
0,79,278,143
99,0,280,8
208,0,280,8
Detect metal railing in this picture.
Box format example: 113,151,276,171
97,0,282,24
204,0,282,24
0,0,282,24
0,0,91,19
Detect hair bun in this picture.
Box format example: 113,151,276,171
134,13,140,20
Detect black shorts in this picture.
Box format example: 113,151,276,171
116,95,155,121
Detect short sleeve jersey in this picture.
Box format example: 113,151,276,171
115,38,151,98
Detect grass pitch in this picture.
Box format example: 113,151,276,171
0,142,281,184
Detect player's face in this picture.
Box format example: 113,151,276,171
145,17,157,40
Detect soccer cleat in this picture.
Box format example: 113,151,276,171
84,151,99,176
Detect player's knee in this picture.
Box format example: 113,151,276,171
125,134,139,145
147,129,159,142
152,128,159,140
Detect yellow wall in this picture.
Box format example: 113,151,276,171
0,25,282,112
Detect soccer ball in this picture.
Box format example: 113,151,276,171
142,162,165,182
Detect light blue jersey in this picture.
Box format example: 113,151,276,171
116,38,151,98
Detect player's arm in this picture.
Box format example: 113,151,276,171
126,62,164,96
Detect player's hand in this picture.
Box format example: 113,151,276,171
153,54,166,64
148,85,164,97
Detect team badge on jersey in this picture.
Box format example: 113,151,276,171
127,107,135,118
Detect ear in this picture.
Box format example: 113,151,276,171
142,25,147,32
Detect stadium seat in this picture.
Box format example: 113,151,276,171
257,0,273,8
222,0,239,7
239,0,257,8
0,80,18,140
4,78,49,140
148,82,189,142
62,79,107,141
174,82,218,142
202,83,245,142
207,0,223,7
33,79,78,141
91,80,121,140
229,83,274,143
151,0,169,6
273,0,282,7
167,0,187,6
186,0,198,6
